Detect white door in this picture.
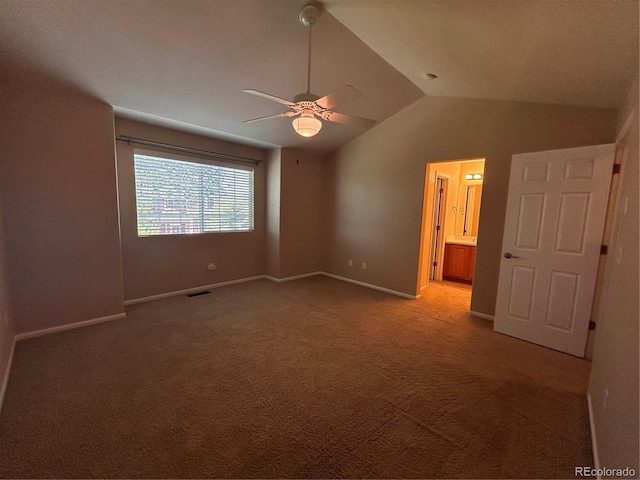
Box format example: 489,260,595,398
494,144,615,357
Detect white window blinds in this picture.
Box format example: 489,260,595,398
134,153,254,236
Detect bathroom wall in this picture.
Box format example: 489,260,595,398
457,160,485,237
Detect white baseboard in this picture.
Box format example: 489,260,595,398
123,275,266,305
0,336,16,415
268,272,419,300
15,313,127,341
587,393,601,475
470,310,495,321
265,272,322,283
320,272,419,300
3,312,126,413
125,272,419,305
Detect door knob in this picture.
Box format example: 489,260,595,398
504,252,520,259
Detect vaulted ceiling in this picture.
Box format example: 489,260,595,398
324,0,638,110
0,0,423,151
0,0,637,152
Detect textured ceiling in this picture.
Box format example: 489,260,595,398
325,0,639,110
0,0,423,152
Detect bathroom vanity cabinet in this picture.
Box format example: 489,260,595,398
443,243,476,284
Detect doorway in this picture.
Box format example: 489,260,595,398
417,158,485,295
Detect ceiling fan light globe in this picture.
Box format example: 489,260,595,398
292,116,322,137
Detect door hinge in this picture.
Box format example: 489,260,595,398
436,225,440,231
439,188,444,193
600,245,608,255
432,262,437,267
612,163,621,175
589,320,596,330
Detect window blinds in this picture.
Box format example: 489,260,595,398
134,154,254,236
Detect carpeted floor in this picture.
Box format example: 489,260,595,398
0,276,593,479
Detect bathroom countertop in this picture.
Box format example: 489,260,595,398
444,236,477,246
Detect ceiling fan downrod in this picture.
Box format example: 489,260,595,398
299,4,321,96
241,2,377,137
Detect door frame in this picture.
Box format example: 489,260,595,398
430,172,450,281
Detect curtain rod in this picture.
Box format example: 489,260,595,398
116,135,263,166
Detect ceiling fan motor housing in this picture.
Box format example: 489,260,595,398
293,93,320,103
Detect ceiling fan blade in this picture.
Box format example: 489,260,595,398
243,111,298,124
316,85,362,110
321,111,376,129
242,89,295,107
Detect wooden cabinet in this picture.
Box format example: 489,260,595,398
443,243,476,284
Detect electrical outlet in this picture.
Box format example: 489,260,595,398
362,262,366,269
348,259,353,266
603,389,609,413
207,263,216,271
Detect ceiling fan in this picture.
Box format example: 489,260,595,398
242,4,376,138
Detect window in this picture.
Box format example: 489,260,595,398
134,153,254,236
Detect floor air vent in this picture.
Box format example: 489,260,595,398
187,291,211,298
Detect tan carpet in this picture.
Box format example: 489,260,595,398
0,276,593,478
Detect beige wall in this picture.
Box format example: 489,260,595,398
265,148,282,278
279,149,324,278
323,95,617,311
114,118,267,301
265,148,324,279
0,85,124,333
588,80,639,471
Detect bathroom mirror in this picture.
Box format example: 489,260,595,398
454,185,483,237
